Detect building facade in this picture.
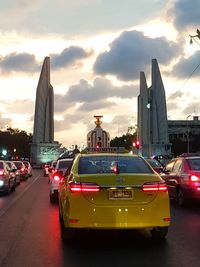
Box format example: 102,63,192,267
168,116,200,154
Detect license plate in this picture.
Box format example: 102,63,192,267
109,189,133,200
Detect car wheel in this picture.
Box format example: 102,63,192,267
6,181,11,194
151,227,168,242
50,193,58,203
60,217,75,241
11,179,16,192
176,188,186,207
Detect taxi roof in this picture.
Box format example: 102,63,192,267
79,153,139,158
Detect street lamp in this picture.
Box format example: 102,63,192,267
186,115,191,153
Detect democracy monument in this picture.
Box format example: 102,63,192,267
30,57,61,167
30,56,171,165
137,59,171,157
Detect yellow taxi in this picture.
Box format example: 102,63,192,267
58,152,170,242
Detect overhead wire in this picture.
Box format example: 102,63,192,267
177,33,200,91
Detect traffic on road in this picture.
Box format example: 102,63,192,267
0,153,200,266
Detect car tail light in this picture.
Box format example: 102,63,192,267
20,167,25,173
190,175,199,182
0,169,5,176
69,182,100,193
142,182,167,192
53,174,61,181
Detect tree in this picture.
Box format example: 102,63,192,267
110,132,137,151
0,127,33,159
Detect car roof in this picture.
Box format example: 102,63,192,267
58,158,73,162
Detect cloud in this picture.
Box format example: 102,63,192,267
167,91,184,101
78,100,116,112
54,77,138,113
5,99,34,114
0,112,12,130
104,115,133,137
0,46,92,74
51,46,92,69
168,0,200,30
94,30,181,81
0,53,39,74
172,51,200,78
0,1,166,35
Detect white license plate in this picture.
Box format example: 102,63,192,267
109,189,133,200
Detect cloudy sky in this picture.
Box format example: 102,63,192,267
0,0,200,148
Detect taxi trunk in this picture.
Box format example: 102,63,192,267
65,172,170,229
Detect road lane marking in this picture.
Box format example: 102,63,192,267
0,174,41,218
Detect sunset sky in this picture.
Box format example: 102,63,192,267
0,0,200,148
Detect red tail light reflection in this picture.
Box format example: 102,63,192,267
20,167,25,173
190,175,199,182
69,182,100,193
53,175,60,181
142,182,167,192
0,169,5,176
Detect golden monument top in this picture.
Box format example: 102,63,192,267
94,115,103,127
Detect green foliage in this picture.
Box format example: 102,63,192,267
110,133,137,151
0,127,33,159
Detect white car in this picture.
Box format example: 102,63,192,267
0,160,16,194
23,161,32,177
49,158,73,203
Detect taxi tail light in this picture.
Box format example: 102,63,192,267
142,182,167,192
69,182,100,193
0,169,5,176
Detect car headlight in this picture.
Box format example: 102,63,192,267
0,180,4,186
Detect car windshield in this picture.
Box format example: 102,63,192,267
78,156,153,174
14,162,22,168
58,160,72,169
188,158,200,170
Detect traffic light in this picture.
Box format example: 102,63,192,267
133,140,140,149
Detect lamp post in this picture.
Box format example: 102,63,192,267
186,115,191,153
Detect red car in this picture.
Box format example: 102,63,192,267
161,154,200,206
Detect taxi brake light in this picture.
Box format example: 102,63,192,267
69,182,100,192
142,182,167,192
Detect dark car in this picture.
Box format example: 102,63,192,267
145,158,164,174
161,155,200,206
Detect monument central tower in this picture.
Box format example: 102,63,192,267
30,57,61,167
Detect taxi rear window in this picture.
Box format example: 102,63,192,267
78,156,153,174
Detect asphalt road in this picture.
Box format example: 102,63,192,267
0,170,200,267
